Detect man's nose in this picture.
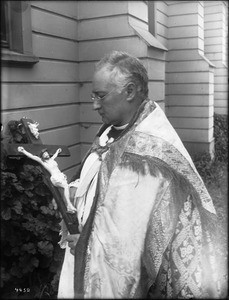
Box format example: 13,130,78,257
93,100,101,110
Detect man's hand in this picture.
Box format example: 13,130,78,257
66,234,80,255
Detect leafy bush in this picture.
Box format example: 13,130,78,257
193,113,228,186
214,114,228,163
1,121,65,299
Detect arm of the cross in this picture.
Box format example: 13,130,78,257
5,144,70,158
18,146,43,164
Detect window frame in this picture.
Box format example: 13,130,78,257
1,1,39,66
148,1,157,37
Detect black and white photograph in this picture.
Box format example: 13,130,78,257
1,1,228,299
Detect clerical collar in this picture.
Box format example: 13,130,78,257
107,123,129,140
113,123,129,130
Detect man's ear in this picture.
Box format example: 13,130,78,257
125,82,137,102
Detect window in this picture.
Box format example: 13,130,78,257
1,1,39,65
1,1,9,48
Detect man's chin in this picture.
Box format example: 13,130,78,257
101,115,109,124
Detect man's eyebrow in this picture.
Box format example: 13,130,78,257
92,90,107,94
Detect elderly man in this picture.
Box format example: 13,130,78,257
58,51,220,299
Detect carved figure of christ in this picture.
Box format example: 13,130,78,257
17,146,76,213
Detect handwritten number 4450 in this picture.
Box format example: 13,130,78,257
15,288,30,293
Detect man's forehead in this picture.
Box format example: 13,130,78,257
93,68,114,90
94,66,111,80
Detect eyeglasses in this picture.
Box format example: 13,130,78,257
90,86,119,102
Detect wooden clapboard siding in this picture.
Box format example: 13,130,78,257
31,1,78,19
32,34,78,61
168,105,214,118
168,25,203,39
128,1,148,22
78,37,148,62
165,1,215,155
166,72,214,83
41,125,80,147
78,1,128,19
204,20,222,30
80,104,101,124
80,124,101,144
167,83,214,94
79,82,93,104
143,59,165,80
205,28,222,38
78,16,134,41
167,60,213,72
148,82,165,101
2,105,80,131
167,49,203,61
204,1,228,115
183,140,214,156
168,37,204,50
176,127,214,143
168,117,213,129
156,2,168,47
1,84,79,110
31,6,77,40
168,1,204,16
167,95,214,106
2,1,79,179
168,14,201,27
2,61,78,82
58,145,81,180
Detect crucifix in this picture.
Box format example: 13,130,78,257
5,117,79,234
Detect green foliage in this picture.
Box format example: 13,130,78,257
1,120,65,299
193,114,228,186
214,114,228,163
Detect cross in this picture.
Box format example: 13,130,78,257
5,117,79,234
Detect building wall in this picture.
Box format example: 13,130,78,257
155,1,168,48
2,0,167,179
165,1,215,156
1,1,80,180
204,1,228,115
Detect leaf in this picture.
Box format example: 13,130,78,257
49,260,60,273
11,246,20,256
1,189,12,199
13,183,24,192
1,208,11,220
10,263,23,278
40,206,49,214
39,256,52,269
20,170,34,182
12,200,23,214
35,184,50,196
31,256,39,268
21,242,36,254
38,241,54,257
0,267,11,288
22,181,34,190
25,190,33,198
